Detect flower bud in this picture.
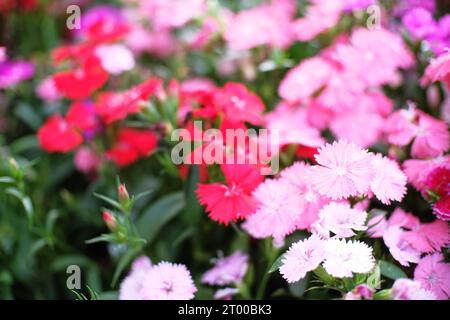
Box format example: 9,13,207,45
118,184,130,204
103,211,117,231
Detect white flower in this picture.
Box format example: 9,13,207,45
95,44,135,75
312,202,367,238
322,239,375,278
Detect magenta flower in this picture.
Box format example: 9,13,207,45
0,60,34,89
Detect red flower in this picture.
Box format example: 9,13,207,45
106,127,158,167
213,83,265,125
66,101,99,133
196,164,264,225
53,56,108,100
38,115,83,153
96,78,163,124
424,166,450,198
434,196,450,221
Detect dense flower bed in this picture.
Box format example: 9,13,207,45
0,0,449,300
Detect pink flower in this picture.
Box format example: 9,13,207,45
280,162,329,230
292,0,344,41
402,220,450,253
322,239,375,278
95,44,135,75
309,140,374,200
119,256,152,300
370,154,407,205
279,235,325,283
36,77,62,102
196,164,264,225
391,279,437,300
242,178,303,242
278,57,332,102
383,226,421,267
384,109,418,146
142,262,197,300
344,284,375,300
312,202,367,238
224,2,294,50
402,156,450,191
414,253,450,299
367,212,388,238
202,251,248,286
421,50,450,88
434,196,450,221
334,28,414,87
265,104,324,149
330,111,384,149
139,0,206,29
411,111,450,159
74,147,101,175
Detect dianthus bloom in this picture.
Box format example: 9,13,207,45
141,262,197,300
370,154,407,205
106,127,158,167
383,226,421,267
421,49,450,87
202,251,248,286
95,44,135,75
391,279,437,300
322,239,374,278
119,256,152,300
242,178,303,242
280,162,329,230
37,115,83,153
0,59,35,89
279,235,325,283
196,164,263,225
312,202,367,238
414,253,450,300
309,140,374,200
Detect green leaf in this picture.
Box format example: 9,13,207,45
136,192,186,244
289,273,310,298
268,254,285,274
111,247,140,287
313,266,335,286
93,193,122,211
0,177,15,184
367,265,381,289
379,260,407,280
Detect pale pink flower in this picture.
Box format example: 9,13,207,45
414,253,450,299
370,154,407,205
0,47,5,63
280,162,329,230
312,202,367,239
36,77,62,102
142,262,197,300
391,279,437,300
309,140,374,200
95,44,135,75
119,256,152,300
383,226,421,267
278,57,332,102
411,111,450,159
279,235,325,283
322,239,375,278
366,212,388,238
242,178,303,242
213,287,240,300
202,251,248,286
